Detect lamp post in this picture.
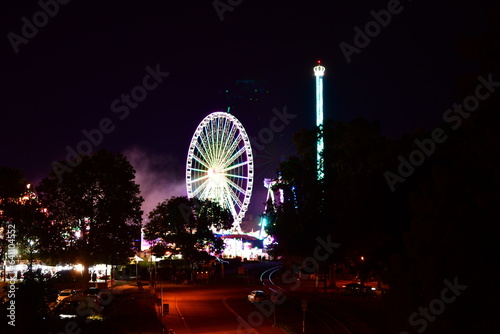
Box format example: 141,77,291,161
28,239,34,276
149,253,153,287
136,259,139,286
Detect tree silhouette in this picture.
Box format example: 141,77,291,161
36,149,143,279
144,196,233,262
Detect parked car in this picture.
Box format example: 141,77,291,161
57,289,75,303
82,287,112,302
341,283,376,297
52,295,103,321
247,290,268,303
83,287,101,296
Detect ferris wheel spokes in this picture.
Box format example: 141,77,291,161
221,173,248,180
222,182,243,212
186,112,253,231
193,141,211,164
221,160,250,173
190,174,209,184
219,132,241,166
190,154,210,169
190,180,208,198
223,146,246,169
225,178,246,196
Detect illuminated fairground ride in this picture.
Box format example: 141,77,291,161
259,176,298,236
186,111,254,234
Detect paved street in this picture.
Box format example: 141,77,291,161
153,283,285,334
24,262,391,334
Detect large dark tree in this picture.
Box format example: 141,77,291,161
0,167,53,330
0,167,45,272
144,196,233,262
36,149,144,275
0,167,24,268
266,118,403,273
386,5,500,333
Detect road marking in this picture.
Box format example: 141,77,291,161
262,267,351,334
268,267,285,291
175,295,193,334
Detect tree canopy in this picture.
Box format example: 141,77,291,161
143,196,233,261
0,167,44,269
266,118,402,263
36,149,144,267
263,9,500,330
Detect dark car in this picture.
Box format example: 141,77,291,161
247,290,268,303
342,283,377,297
83,287,101,296
82,287,112,303
52,295,103,321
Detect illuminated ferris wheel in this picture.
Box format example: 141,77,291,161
186,112,254,230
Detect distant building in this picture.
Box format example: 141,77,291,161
219,79,270,107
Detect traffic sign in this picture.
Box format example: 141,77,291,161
271,293,278,303
301,299,307,311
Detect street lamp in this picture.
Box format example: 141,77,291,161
136,259,139,285
134,255,143,286
28,239,34,275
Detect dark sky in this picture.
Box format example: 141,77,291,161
0,0,495,224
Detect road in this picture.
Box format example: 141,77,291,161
4,261,390,333
153,262,344,334
34,261,385,333
157,283,284,334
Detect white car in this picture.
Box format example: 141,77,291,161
57,289,75,303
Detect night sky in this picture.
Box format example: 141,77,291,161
1,0,496,226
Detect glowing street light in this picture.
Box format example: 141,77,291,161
28,239,35,276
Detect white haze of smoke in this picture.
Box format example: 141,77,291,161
123,147,264,238
123,146,186,223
